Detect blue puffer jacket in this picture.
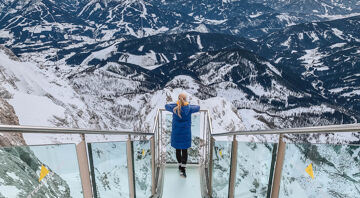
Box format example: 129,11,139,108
165,103,200,149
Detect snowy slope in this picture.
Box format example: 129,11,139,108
0,47,90,144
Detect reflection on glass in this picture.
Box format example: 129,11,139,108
234,142,275,197
133,141,152,198
88,142,129,198
279,143,360,198
165,113,201,163
0,144,82,198
212,141,232,198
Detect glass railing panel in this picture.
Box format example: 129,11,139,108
165,113,201,164
0,144,82,198
88,141,129,198
234,142,276,197
132,140,152,198
279,143,360,198
212,141,232,198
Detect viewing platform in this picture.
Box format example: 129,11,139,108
0,109,359,198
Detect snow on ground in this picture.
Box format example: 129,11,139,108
341,89,360,97
0,30,12,38
281,37,291,48
237,109,268,130
329,87,346,93
308,31,319,42
197,35,203,50
331,28,345,40
249,12,263,18
9,92,66,126
264,62,282,76
276,13,296,26
329,42,346,49
0,185,21,198
0,50,90,145
118,51,166,69
204,19,227,25
194,24,209,33
298,33,304,40
275,57,283,64
299,48,329,75
142,26,169,37
318,13,360,20
280,104,335,117
81,44,117,65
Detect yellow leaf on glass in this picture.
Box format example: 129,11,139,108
39,165,49,182
305,163,314,179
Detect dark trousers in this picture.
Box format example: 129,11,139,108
176,149,188,166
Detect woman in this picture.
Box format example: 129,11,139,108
165,93,200,178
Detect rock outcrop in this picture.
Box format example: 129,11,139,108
0,97,25,146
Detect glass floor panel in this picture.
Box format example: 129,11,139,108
162,165,201,198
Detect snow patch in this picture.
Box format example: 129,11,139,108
196,35,203,50
299,48,329,74
0,185,21,197
341,89,360,97
82,44,117,65
142,26,169,37
276,13,296,26
204,19,227,25
250,12,263,18
330,42,346,49
264,62,282,76
318,13,360,20
298,33,304,40
329,87,345,93
195,24,209,33
0,30,12,38
275,57,283,64
308,32,319,42
237,109,268,130
281,37,291,48
7,172,19,180
331,28,345,40
9,92,66,126
119,50,166,70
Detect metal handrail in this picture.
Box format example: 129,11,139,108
153,108,213,198
7,109,358,198
159,108,207,112
151,109,160,134
0,124,153,135
209,122,360,198
212,123,360,136
0,124,154,198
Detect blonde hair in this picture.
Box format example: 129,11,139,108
173,93,187,118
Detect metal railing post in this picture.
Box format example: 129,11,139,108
160,110,166,165
270,134,286,198
202,111,207,165
76,133,94,198
208,137,215,196
151,136,156,195
127,135,135,198
228,135,238,198
87,143,98,198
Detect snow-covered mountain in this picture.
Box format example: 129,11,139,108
1,0,359,53
0,1,360,198
0,0,358,142
258,15,360,117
